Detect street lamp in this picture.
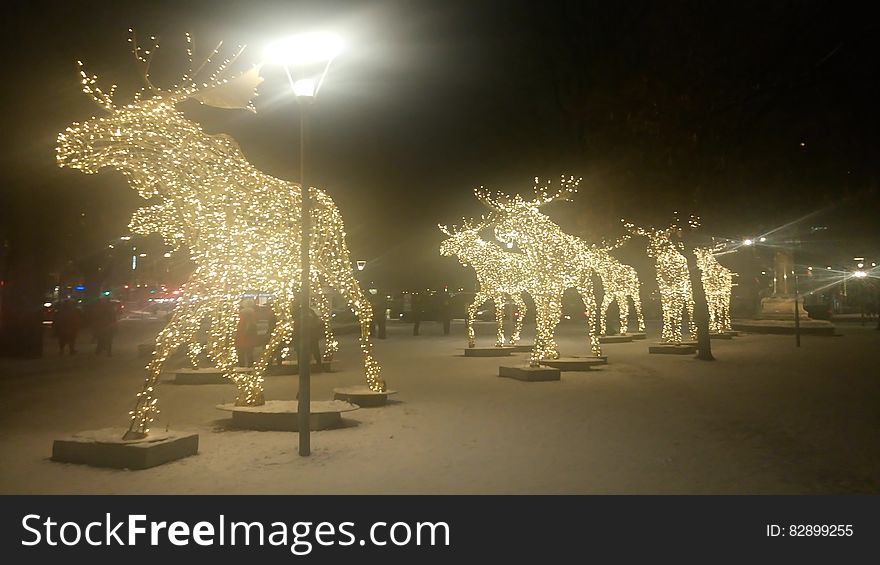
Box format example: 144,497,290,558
264,31,343,457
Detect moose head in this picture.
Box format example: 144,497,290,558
622,213,699,258
438,217,494,264
56,31,262,198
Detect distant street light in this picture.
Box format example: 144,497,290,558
264,31,343,458
743,238,754,246
356,260,367,271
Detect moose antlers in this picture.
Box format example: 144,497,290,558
438,215,493,237
475,175,581,211
77,29,262,112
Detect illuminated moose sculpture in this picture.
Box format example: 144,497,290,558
478,176,604,361
439,219,530,348
56,34,384,439
590,241,645,336
623,220,696,344
694,246,735,334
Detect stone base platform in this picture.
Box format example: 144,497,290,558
333,385,397,407
216,400,358,431
509,344,534,352
498,365,561,381
709,333,734,340
599,335,633,344
539,356,607,371
52,428,198,469
464,347,513,357
267,360,331,375
627,332,647,340
173,368,229,385
648,343,697,355
732,319,837,336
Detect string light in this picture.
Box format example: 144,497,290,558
57,35,384,439
478,176,603,365
439,219,529,348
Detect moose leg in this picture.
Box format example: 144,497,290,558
578,285,602,357
322,266,385,392
467,290,491,348
494,294,506,347
527,291,562,363
123,300,209,440
253,294,295,384
510,293,527,346
530,294,549,367
311,282,337,362
599,292,613,336
632,292,646,333
660,297,676,343
617,293,630,335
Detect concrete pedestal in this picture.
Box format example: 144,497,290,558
333,385,397,407
539,357,606,371
173,368,229,385
52,428,198,469
648,343,697,355
498,365,561,381
509,344,535,352
724,330,740,337
759,296,810,320
267,360,330,375
627,332,647,340
599,334,633,344
731,319,836,335
709,333,734,340
464,347,513,357
216,400,358,431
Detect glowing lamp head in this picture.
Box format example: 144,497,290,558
743,238,754,246
292,78,317,97
853,270,867,279
263,32,343,66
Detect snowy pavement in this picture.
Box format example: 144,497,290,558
1,319,878,494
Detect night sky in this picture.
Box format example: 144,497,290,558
1,0,878,291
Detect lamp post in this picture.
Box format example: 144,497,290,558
265,32,343,457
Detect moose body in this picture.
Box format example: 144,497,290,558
57,63,383,439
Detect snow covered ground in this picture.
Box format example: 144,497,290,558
1,318,878,494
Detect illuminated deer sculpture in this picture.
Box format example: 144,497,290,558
56,34,384,439
439,219,529,348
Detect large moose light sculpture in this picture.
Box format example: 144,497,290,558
56,33,385,439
